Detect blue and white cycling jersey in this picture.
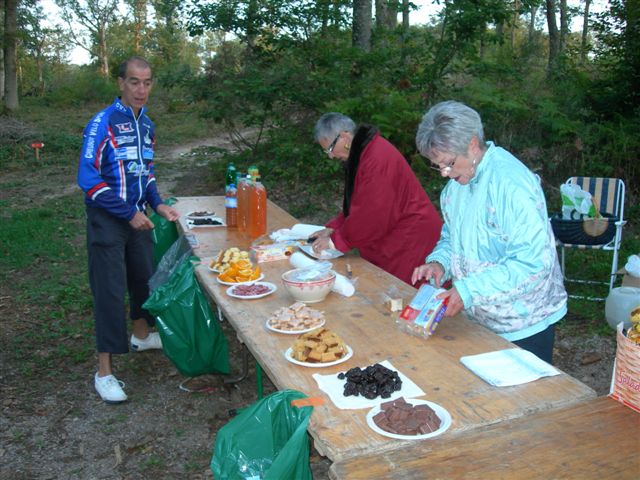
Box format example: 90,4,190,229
77,97,162,220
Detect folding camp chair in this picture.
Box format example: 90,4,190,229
556,177,626,300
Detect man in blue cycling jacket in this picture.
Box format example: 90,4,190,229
77,56,179,404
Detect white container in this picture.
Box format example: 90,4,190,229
605,287,640,330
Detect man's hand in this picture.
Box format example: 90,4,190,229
156,204,180,221
411,262,444,287
129,211,154,230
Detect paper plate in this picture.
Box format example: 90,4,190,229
266,318,326,335
186,211,216,220
187,217,225,228
366,399,451,440
226,282,277,300
284,345,353,368
216,273,264,286
298,244,344,260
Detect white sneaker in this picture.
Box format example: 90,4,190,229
94,373,127,404
130,332,162,351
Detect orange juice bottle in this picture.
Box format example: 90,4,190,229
237,174,250,233
249,175,267,238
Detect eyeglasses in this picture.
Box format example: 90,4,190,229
428,155,458,175
323,133,341,156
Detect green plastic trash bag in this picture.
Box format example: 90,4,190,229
150,197,179,266
143,257,230,377
211,389,313,480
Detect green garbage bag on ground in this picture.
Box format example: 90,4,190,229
150,197,179,266
211,390,313,480
143,256,230,377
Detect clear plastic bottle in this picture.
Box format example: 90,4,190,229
249,175,267,238
237,174,250,233
225,164,238,227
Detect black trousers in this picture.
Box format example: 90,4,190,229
513,323,556,364
86,207,154,354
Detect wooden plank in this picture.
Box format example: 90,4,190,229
173,196,596,462
329,397,640,479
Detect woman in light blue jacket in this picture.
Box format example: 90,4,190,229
412,101,567,363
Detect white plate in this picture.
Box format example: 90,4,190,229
226,282,277,300
266,318,326,335
298,244,344,260
216,273,264,286
186,211,216,220
366,399,452,440
207,265,220,273
187,217,225,228
284,345,353,368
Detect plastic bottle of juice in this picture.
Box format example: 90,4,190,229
249,175,267,238
237,174,250,233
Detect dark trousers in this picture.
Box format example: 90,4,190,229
513,323,556,364
86,207,154,354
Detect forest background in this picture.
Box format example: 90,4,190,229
0,1,639,477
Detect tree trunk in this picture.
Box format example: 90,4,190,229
353,0,372,51
529,5,538,44
511,0,520,49
559,0,568,53
580,0,591,62
402,0,409,30
0,46,4,101
99,28,109,77
375,0,387,29
4,0,18,111
546,0,560,69
385,0,397,29
132,0,147,53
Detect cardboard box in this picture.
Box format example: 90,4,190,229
617,268,640,288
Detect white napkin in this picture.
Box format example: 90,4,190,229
289,252,355,297
270,224,324,242
312,360,426,410
460,348,561,387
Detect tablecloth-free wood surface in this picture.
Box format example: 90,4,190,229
328,396,640,479
174,196,596,463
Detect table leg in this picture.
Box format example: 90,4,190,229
224,344,249,384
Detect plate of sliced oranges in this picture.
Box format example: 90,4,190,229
216,258,263,285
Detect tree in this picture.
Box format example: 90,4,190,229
353,0,372,51
124,0,147,54
4,0,19,111
580,0,592,62
55,0,119,77
545,0,560,68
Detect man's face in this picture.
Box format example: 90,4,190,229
118,62,153,113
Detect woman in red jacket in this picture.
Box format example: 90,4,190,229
310,112,442,285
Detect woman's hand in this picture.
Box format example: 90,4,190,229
411,262,444,287
438,287,464,317
309,228,334,253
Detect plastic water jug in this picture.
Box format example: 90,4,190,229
605,287,640,330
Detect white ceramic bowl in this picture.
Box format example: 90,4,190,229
281,269,336,303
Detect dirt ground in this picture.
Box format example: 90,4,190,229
0,134,619,480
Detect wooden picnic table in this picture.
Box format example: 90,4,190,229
174,196,596,463
328,396,640,479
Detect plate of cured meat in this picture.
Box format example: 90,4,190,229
226,282,277,300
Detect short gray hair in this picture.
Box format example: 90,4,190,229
416,101,484,158
314,112,356,142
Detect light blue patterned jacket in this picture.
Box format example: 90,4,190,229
427,142,567,341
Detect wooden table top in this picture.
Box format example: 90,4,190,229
174,196,596,462
328,396,640,479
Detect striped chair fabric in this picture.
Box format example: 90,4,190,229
557,176,626,297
